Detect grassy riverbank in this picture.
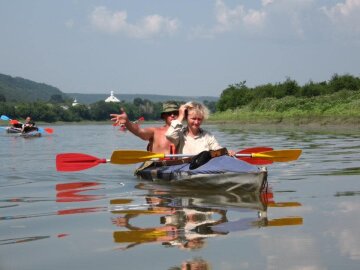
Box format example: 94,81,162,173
210,90,360,127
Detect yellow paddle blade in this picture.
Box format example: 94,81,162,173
266,217,303,227
113,229,167,243
252,149,302,162
110,150,165,164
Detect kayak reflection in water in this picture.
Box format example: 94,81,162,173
110,184,303,251
111,196,228,251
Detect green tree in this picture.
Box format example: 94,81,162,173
217,81,250,111
300,81,325,97
0,102,15,117
90,101,121,121
49,94,65,104
203,100,217,113
133,98,144,106
329,74,360,93
69,104,91,120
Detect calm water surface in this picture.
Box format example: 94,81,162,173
0,123,359,270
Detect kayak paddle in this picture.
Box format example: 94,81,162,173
38,127,54,134
56,147,269,172
110,149,302,164
56,148,302,172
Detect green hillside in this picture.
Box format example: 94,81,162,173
0,73,218,104
0,73,69,102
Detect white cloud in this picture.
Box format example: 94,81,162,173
262,0,274,7
325,201,360,261
243,9,266,28
90,6,179,39
214,0,266,31
191,0,318,39
322,0,360,33
191,0,266,38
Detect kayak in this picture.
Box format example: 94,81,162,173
5,127,22,133
135,155,268,193
3,127,41,137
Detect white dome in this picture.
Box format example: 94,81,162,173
105,91,120,102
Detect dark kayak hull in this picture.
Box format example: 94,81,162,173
4,127,41,138
6,127,21,133
136,156,267,193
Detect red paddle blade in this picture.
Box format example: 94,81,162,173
237,147,274,165
44,128,54,134
56,153,107,172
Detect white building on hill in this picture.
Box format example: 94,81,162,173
72,98,79,106
105,91,120,103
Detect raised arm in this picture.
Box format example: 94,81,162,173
165,119,182,145
110,109,154,141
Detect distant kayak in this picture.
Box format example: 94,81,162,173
135,155,268,193
3,126,41,137
3,128,41,138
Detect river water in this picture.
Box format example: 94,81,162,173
0,123,359,270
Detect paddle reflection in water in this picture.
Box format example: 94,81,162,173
56,181,105,202
55,181,107,215
110,184,303,251
0,181,107,246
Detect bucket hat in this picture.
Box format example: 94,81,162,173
161,101,179,115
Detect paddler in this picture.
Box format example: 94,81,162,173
165,101,235,155
110,101,179,155
21,116,38,134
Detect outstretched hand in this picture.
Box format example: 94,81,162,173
110,108,128,126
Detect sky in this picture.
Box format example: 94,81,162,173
0,0,359,97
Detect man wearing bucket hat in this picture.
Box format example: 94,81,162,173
110,101,179,154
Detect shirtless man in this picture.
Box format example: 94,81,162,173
110,101,179,154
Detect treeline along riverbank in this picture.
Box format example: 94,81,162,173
210,89,360,126
1,74,359,126
210,73,360,127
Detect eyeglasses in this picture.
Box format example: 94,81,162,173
165,111,179,116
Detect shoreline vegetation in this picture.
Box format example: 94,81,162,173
1,74,359,130
210,74,360,130
209,90,360,129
